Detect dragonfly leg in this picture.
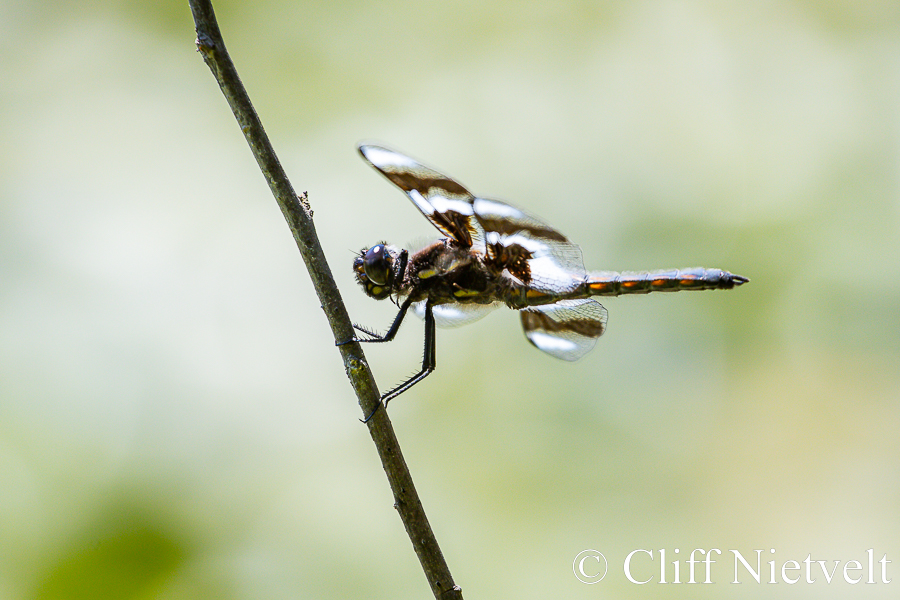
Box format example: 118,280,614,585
361,300,436,423
383,300,436,405
336,296,413,346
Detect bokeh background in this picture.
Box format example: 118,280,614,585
2,0,898,598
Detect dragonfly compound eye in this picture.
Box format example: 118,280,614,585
364,244,392,286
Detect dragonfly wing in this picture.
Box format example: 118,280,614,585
413,300,501,328
473,197,586,295
520,298,607,361
359,145,485,251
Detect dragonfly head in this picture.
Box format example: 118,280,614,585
353,243,403,300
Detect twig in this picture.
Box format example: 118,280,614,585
187,2,463,598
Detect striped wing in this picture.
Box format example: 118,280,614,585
520,299,608,361
359,145,485,250
473,197,586,295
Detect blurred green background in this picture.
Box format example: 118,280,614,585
1,0,898,598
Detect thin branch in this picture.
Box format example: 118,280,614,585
187,2,463,598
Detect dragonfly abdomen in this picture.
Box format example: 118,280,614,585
585,268,748,296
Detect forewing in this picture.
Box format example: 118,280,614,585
359,145,484,249
473,197,586,294
520,299,607,361
413,300,501,328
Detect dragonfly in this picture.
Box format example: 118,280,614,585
345,145,747,416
